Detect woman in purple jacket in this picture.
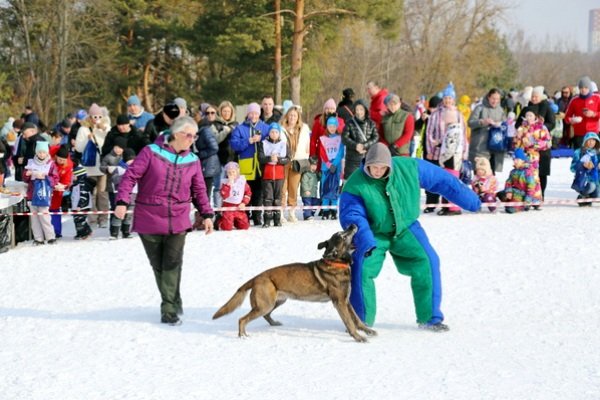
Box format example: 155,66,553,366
115,116,214,326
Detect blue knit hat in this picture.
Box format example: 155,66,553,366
442,83,456,99
127,95,141,106
35,140,49,153
326,116,338,127
282,100,294,115
269,122,281,133
76,109,87,120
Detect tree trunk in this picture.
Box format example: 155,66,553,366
15,0,38,109
290,0,305,106
274,0,282,105
143,63,152,112
57,0,69,121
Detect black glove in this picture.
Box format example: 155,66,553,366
389,145,401,157
328,164,337,173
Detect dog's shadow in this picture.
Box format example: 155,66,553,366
204,307,413,339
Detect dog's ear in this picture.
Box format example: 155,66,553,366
317,240,329,250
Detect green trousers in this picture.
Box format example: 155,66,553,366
361,228,436,326
140,233,187,315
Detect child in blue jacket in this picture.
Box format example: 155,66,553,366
571,131,600,206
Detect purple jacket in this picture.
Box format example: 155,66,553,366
116,140,214,234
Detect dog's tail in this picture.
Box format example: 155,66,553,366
212,279,254,320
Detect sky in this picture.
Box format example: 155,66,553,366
500,0,599,51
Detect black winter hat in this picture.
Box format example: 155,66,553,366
163,103,180,120
428,96,442,109
116,114,130,125
22,122,37,131
342,88,355,99
56,145,69,159
113,136,128,150
123,148,136,162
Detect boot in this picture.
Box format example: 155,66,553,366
121,224,132,239
273,211,282,227
109,225,120,240
252,211,263,227
262,211,273,228
329,210,338,220
322,210,331,220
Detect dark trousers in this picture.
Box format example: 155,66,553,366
247,178,263,224
139,232,187,316
109,192,134,228
424,158,440,208
540,175,548,199
261,179,283,208
74,208,92,238
302,197,320,219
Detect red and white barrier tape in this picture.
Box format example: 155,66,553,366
5,198,600,216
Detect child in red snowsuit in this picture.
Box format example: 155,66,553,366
218,161,252,230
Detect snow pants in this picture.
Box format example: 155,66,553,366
218,210,250,230
351,220,442,326
140,232,187,316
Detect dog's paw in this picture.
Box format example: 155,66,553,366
353,335,368,343
363,328,377,336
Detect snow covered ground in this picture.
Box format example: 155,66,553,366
1,157,599,400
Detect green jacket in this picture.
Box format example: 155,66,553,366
342,157,420,236
300,170,319,198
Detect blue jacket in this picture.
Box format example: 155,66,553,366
570,132,599,183
195,125,220,178
230,119,270,160
128,111,155,131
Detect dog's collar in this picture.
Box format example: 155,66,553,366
323,259,350,269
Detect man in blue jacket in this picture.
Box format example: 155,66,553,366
230,103,270,226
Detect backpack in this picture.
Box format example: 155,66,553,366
439,123,463,164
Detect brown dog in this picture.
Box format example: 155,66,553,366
212,224,377,342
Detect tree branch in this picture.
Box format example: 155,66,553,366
304,8,356,19
260,9,296,18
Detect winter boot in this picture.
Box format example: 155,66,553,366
262,211,273,228
109,225,120,240
322,210,331,220
329,210,338,220
273,211,282,227
418,322,450,332
252,211,263,227
121,224,132,239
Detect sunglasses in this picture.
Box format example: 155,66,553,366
91,115,102,120
179,131,197,139
206,111,217,115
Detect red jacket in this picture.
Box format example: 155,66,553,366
220,181,252,207
564,94,600,137
50,157,73,209
310,114,345,169
369,88,389,134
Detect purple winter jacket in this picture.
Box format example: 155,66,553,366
116,140,214,235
